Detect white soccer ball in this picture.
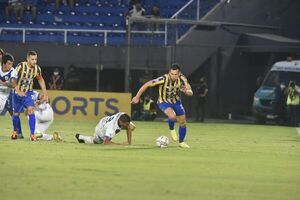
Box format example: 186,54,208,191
156,136,169,148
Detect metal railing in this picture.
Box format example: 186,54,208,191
0,27,166,45
171,0,199,20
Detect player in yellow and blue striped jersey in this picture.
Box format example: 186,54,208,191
131,63,193,148
11,51,48,141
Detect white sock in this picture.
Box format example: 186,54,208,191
39,133,53,141
79,135,94,143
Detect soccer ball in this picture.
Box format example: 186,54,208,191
156,136,169,148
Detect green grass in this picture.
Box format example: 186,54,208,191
0,116,300,200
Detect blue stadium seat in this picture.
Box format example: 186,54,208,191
68,33,104,45
26,32,64,43
0,0,220,45
0,30,23,42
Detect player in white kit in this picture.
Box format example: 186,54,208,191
75,112,135,145
0,54,23,113
30,91,61,141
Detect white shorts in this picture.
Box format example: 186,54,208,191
35,118,53,134
93,119,106,143
94,119,104,137
0,93,8,113
35,105,54,134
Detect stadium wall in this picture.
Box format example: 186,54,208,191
0,42,167,70
176,0,300,118
0,90,131,120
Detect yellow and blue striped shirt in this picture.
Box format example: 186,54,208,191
150,74,189,103
16,61,42,93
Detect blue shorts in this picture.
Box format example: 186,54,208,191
158,101,185,116
13,91,34,113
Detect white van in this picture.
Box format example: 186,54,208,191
252,60,300,123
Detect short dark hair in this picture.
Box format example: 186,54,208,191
289,81,296,88
1,53,14,66
119,113,131,123
27,50,37,57
170,63,181,71
0,48,4,56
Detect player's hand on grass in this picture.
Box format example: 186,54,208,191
122,141,131,145
131,96,140,104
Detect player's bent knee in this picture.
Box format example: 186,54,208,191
27,109,34,115
169,116,176,122
93,136,101,144
178,118,187,126
168,114,176,121
179,122,186,127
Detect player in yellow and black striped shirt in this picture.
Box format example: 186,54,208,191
11,51,48,141
131,64,193,148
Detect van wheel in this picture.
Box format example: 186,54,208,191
255,116,266,124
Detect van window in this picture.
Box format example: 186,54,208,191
262,71,300,87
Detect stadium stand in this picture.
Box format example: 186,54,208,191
0,0,220,45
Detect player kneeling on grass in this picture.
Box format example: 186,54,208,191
25,91,61,141
75,112,135,145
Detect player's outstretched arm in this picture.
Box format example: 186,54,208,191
124,125,132,145
129,122,136,131
179,75,193,96
37,77,48,101
103,137,120,145
131,80,153,104
184,83,193,96
180,83,193,96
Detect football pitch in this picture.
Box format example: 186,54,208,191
0,116,300,200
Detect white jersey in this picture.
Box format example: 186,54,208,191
35,103,54,122
0,66,17,112
95,112,124,140
0,66,17,98
31,90,40,102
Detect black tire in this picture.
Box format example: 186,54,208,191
255,116,266,124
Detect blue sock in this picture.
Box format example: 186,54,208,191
29,114,36,135
16,117,22,135
12,115,22,134
168,119,175,130
179,126,187,143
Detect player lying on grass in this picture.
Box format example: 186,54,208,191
24,91,62,141
75,112,135,145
